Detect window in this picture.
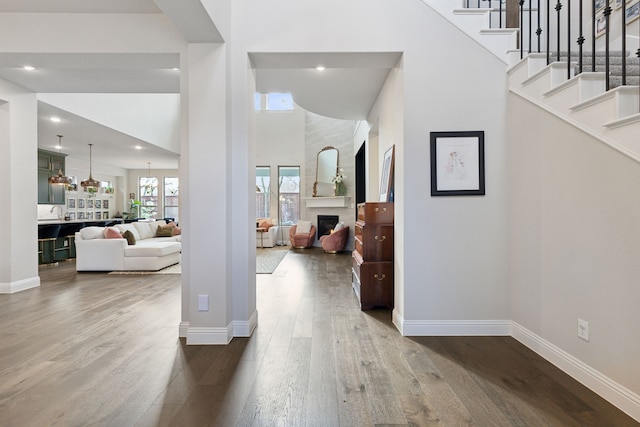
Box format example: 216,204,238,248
164,177,179,222
256,166,271,218
139,176,158,219
278,166,300,226
254,92,294,112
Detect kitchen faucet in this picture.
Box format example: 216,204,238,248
50,205,63,220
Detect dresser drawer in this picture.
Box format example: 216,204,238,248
359,261,393,310
360,225,393,261
357,202,393,223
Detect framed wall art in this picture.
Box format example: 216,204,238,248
379,145,395,202
430,131,485,196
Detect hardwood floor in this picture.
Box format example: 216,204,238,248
1,250,636,426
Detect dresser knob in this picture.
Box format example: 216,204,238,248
374,235,386,242
374,207,387,213
374,273,385,281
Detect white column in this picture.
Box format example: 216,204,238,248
180,43,232,344
0,81,40,293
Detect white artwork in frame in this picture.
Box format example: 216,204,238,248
430,131,485,196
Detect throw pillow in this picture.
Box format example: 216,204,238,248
172,226,182,236
79,226,105,240
122,230,136,245
296,220,312,234
259,220,272,230
103,227,122,239
156,224,175,237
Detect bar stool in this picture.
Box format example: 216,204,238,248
57,222,84,259
38,224,61,265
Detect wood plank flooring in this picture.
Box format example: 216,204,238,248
0,250,637,426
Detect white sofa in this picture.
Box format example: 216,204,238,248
75,221,181,272
256,218,278,248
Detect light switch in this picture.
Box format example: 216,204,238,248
198,294,209,311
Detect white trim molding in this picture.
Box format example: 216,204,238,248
511,322,640,422
233,310,258,337
0,276,40,294
186,324,233,345
397,316,512,336
179,321,190,338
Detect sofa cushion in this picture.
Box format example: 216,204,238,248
80,226,105,240
156,224,175,237
123,242,181,257
296,220,312,234
122,230,136,245
133,222,155,240
115,224,141,241
104,227,123,239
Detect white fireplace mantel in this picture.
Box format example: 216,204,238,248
303,196,351,208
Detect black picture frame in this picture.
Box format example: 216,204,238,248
430,131,485,196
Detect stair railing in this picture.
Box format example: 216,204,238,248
464,0,640,108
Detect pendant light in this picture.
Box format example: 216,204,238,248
48,135,71,185
80,143,100,190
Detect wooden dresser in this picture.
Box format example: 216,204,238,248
352,202,394,310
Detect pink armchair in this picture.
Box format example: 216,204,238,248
289,224,316,248
320,225,349,253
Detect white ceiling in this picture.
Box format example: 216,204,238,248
0,1,401,170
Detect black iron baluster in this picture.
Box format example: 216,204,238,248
604,0,611,90
567,0,571,79
592,0,596,72
577,0,585,74
520,0,526,58
500,0,504,27
556,1,562,62
537,0,542,52
529,0,533,53
621,0,627,85
547,0,551,64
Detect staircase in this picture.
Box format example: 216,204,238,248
423,0,640,162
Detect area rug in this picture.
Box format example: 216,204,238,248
108,263,181,275
256,245,290,274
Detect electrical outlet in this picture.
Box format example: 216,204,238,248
198,295,209,312
578,319,589,341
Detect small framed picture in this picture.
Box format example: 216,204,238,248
596,10,607,37
103,211,109,219
96,211,102,220
87,212,93,220
103,200,109,209
78,198,85,209
87,199,94,209
68,198,76,209
69,212,76,221
95,199,102,209
78,212,85,220
379,145,395,202
430,130,485,196
627,1,640,23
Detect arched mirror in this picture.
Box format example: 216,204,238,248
313,146,339,197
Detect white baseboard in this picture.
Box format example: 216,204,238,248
185,324,233,345
396,314,511,336
0,276,40,294
233,310,258,337
178,321,190,338
511,322,640,422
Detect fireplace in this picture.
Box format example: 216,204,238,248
317,215,339,240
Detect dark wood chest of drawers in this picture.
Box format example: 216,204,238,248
352,202,394,310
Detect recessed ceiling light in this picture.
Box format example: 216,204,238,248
172,68,179,71
23,65,35,71
135,145,142,150
50,116,61,123
315,66,326,72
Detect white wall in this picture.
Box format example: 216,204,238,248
233,0,510,333
508,93,640,401
0,78,40,292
